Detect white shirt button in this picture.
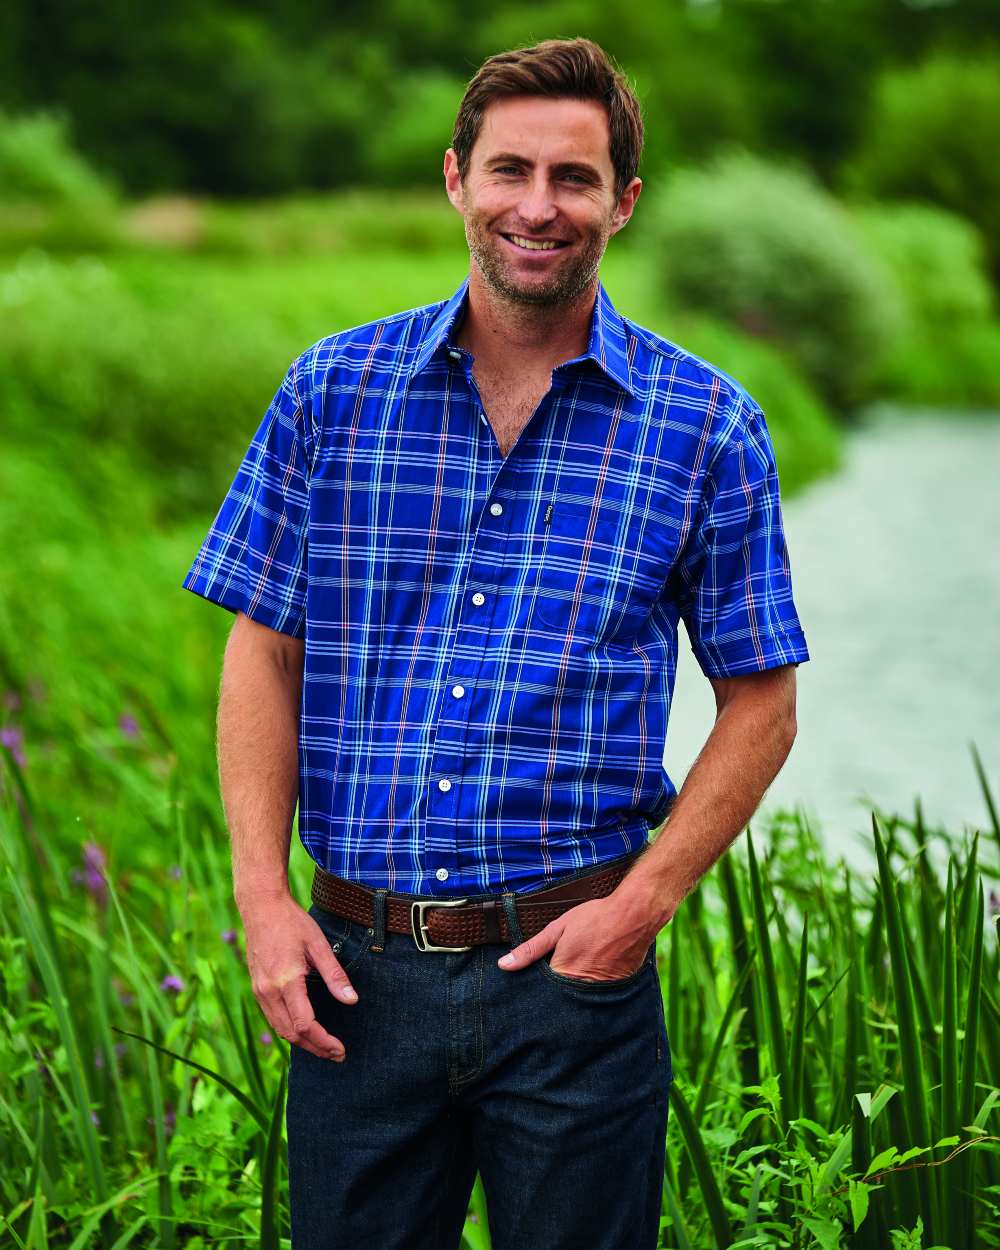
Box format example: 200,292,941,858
437,777,452,792
447,349,461,361
489,502,503,516
471,592,485,606
479,411,488,424
436,868,450,881
452,684,465,698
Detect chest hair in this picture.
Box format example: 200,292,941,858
474,368,552,459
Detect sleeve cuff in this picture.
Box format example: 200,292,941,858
689,628,810,678
181,570,306,639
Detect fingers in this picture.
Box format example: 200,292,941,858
498,923,560,970
279,977,348,1061
307,941,359,1006
254,969,348,1061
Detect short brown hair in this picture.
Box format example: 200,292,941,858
451,38,644,199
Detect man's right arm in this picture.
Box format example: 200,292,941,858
219,611,358,1062
219,611,304,907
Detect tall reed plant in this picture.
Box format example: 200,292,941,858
1,741,997,1248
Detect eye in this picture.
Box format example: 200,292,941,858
562,173,588,183
495,165,522,175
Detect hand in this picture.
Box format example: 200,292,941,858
497,895,655,982
239,892,359,1061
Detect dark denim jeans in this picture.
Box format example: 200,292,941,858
287,860,672,1250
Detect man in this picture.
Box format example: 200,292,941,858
182,36,809,1250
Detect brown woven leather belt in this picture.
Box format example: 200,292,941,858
310,845,648,952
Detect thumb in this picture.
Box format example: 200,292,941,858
498,919,563,970
308,941,359,1004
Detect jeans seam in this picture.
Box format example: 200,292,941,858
429,1107,462,1250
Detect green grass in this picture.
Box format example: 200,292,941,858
2,742,997,1247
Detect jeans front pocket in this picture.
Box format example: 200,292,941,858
305,903,373,978
537,942,654,993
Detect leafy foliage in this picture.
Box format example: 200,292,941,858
842,53,1000,280
644,150,906,414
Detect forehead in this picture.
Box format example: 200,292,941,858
470,95,614,173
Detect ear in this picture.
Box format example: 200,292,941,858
609,176,642,237
443,148,465,216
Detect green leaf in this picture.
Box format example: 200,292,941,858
849,1178,870,1232
669,1081,733,1249
865,1146,900,1177
802,1215,843,1250
259,1062,287,1250
111,1025,270,1132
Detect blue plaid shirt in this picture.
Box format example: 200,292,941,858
183,276,810,896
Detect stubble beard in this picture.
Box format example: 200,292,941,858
464,211,612,309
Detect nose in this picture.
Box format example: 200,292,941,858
515,174,558,230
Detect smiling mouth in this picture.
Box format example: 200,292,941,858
501,233,570,253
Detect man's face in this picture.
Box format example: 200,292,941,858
444,96,641,308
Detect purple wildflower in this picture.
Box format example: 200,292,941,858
71,841,108,909
114,1042,128,1060
0,725,27,768
83,842,106,872
119,713,141,740
160,974,185,995
260,1031,273,1046
146,1103,176,1139
91,1110,100,1125
220,928,238,945
2,690,21,711
168,864,183,880
989,889,999,918
94,1047,105,1069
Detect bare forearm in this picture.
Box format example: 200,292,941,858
218,625,304,911
616,686,796,931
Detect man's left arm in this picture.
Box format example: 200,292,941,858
613,664,798,930
497,664,798,977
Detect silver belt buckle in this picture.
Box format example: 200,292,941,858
410,897,473,952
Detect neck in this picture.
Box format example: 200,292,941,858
456,265,598,373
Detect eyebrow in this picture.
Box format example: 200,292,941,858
484,152,604,180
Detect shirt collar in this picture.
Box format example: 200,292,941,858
411,274,635,398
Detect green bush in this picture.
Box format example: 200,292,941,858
644,149,906,415
840,54,1000,278
0,251,290,522
869,320,1000,410
848,201,994,328
367,71,468,188
846,200,1000,406
0,108,117,207
0,248,470,522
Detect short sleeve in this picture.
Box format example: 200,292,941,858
181,358,310,639
673,400,811,677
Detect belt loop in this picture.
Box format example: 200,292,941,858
500,891,525,949
370,888,389,953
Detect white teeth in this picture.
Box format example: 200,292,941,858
509,235,561,251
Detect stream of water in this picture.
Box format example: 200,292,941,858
662,406,1000,871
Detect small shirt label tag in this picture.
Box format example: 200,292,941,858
543,503,553,525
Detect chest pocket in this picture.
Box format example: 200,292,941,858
531,501,669,648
